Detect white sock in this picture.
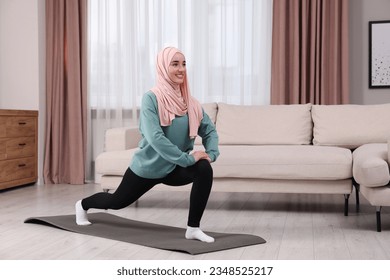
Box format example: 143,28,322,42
185,226,215,243
75,200,91,226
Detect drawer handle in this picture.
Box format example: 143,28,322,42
19,143,26,146
18,164,26,167
18,122,27,125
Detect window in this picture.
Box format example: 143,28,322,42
88,0,273,109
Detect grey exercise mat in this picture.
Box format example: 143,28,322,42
24,212,266,255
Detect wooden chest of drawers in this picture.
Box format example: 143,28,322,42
0,110,38,190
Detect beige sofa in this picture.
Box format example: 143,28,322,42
95,103,390,229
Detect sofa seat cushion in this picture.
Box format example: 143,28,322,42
96,145,353,181
210,145,352,180
95,149,137,176
353,143,390,187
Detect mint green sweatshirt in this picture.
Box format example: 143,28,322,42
130,91,219,179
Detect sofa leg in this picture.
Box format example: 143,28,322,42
103,188,110,193
344,194,350,216
354,183,360,212
376,206,382,232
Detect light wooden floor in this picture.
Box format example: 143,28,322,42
1,183,390,260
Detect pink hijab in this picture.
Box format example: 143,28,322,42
151,47,203,139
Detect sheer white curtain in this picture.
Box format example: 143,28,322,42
87,0,273,181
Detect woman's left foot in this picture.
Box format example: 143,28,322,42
185,226,214,243
75,200,91,226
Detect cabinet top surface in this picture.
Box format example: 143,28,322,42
0,109,38,116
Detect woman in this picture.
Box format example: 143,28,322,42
76,47,219,243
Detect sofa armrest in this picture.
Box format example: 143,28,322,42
353,143,390,187
105,126,141,152
388,140,390,165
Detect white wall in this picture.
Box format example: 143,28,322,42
0,0,42,109
349,0,390,104
0,0,45,184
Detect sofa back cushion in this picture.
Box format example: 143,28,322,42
312,104,390,149
202,102,218,124
216,103,313,145
195,103,218,144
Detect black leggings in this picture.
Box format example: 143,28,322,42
82,159,213,227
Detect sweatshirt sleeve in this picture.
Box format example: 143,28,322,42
197,109,220,162
139,93,196,167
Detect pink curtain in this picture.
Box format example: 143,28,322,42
271,0,349,105
44,0,87,184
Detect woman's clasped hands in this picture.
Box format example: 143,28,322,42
191,150,211,162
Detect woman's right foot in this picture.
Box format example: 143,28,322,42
75,200,91,225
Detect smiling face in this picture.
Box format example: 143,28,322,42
168,52,186,85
